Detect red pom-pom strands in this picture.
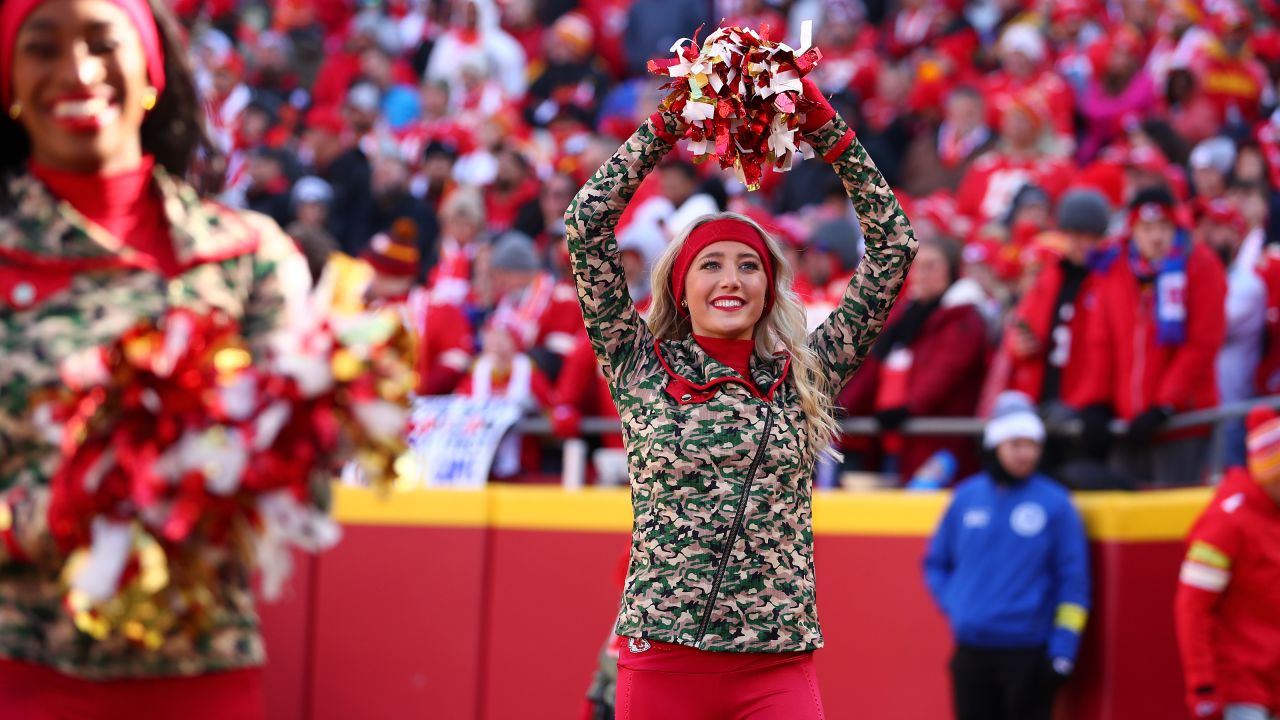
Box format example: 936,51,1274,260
30,297,412,647
648,21,822,191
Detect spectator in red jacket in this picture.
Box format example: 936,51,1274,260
416,297,476,396
840,237,989,483
1006,189,1114,413
485,232,583,379
955,99,1074,225
1193,2,1272,130
1175,406,1280,720
1074,185,1228,487
982,24,1075,146
455,319,555,481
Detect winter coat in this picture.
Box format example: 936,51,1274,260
1073,240,1226,421
840,280,990,483
1006,258,1101,408
1175,468,1280,713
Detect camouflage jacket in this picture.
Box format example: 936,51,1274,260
0,166,309,679
564,113,916,652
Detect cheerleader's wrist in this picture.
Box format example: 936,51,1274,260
808,115,857,163
648,111,682,145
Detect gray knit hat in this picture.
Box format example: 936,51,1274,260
1055,189,1112,237
812,219,863,270
490,232,540,272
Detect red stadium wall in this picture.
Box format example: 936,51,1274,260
257,486,1211,720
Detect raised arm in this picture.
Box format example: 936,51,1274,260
563,111,680,387
804,88,917,393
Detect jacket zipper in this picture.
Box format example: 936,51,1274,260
694,405,775,647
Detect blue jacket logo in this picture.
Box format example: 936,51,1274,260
1010,502,1047,537
962,509,991,529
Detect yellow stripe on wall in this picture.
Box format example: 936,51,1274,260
332,484,1213,541
812,491,950,535
333,484,489,527
1073,489,1211,541
490,486,633,532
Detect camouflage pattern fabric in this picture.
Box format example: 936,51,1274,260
564,112,917,652
0,166,309,679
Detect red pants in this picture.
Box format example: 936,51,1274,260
616,638,825,720
0,659,264,720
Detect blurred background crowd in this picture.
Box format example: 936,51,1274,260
169,0,1280,489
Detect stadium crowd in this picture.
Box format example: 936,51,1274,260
171,0,1280,487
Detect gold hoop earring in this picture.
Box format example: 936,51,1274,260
7,102,20,120
680,299,687,308
141,87,157,112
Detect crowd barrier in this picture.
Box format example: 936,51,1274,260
255,483,1213,720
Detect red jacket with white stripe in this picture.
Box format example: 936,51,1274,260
1175,468,1280,713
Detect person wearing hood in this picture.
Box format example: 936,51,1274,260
924,391,1091,720
839,236,990,483
1175,405,1280,720
426,0,527,102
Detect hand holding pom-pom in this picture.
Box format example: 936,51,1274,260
798,77,836,137
647,23,823,190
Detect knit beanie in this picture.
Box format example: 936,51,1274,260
1246,405,1280,486
984,390,1046,449
361,223,420,278
490,232,540,272
1056,189,1112,237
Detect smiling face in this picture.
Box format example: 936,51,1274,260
683,240,769,340
10,0,152,173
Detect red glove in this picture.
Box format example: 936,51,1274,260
1187,686,1223,720
798,78,836,135
648,110,683,145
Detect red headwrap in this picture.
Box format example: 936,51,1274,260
670,218,776,316
1,0,167,107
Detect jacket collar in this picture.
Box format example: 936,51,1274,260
656,335,791,401
0,164,257,269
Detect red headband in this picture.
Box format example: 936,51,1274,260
670,218,776,316
1,0,166,108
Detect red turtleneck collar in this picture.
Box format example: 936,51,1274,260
30,156,179,276
694,333,755,383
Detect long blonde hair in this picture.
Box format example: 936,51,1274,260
648,212,839,460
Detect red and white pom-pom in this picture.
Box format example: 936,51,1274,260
648,22,821,190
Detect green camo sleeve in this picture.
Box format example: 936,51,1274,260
806,116,918,393
563,112,679,387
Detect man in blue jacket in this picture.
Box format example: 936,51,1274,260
924,390,1092,720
